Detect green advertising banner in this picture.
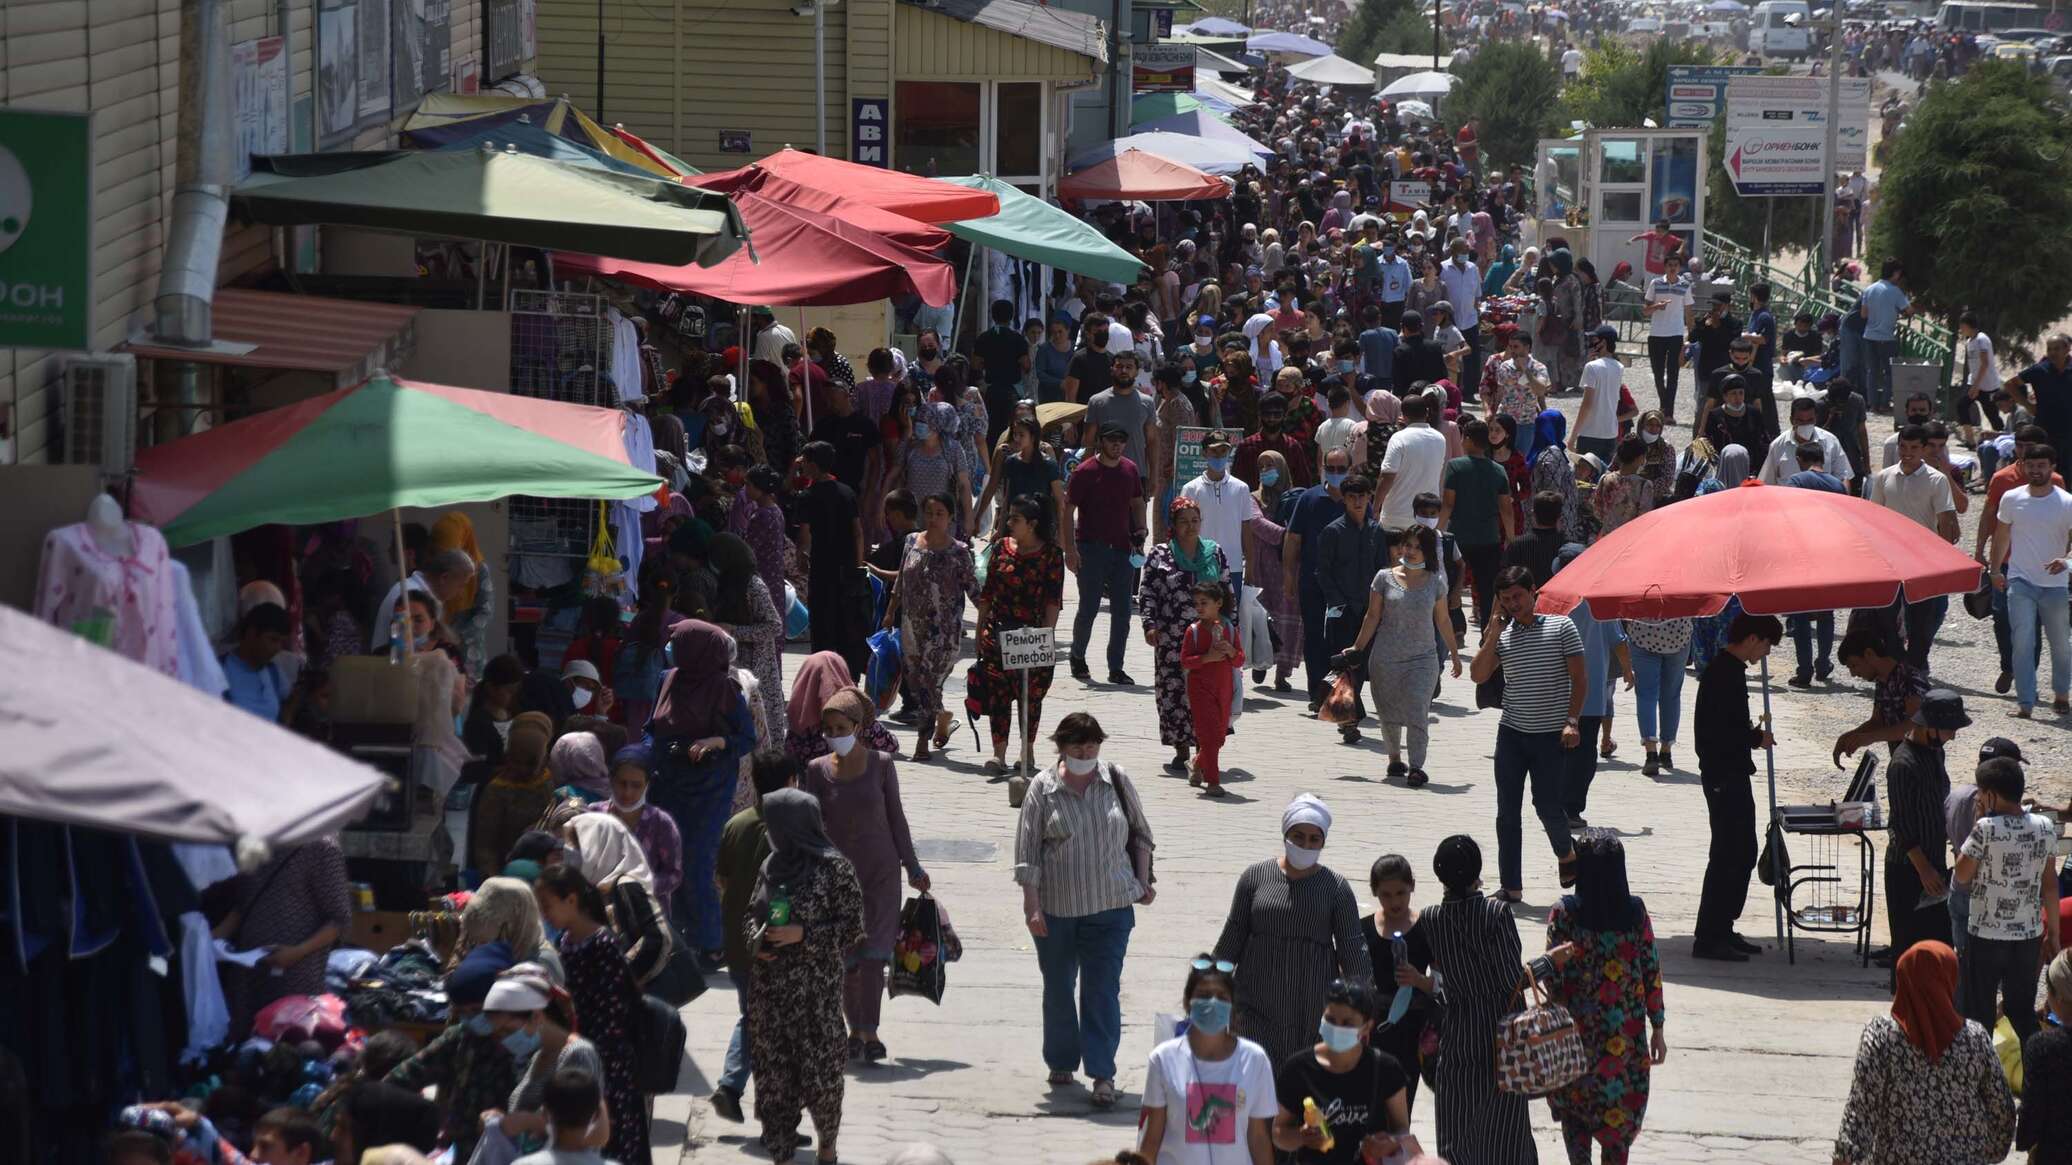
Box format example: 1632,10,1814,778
0,108,93,351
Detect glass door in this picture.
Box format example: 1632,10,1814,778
1533,139,1582,250
1590,135,1648,279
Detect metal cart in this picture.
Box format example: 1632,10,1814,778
1769,754,1883,967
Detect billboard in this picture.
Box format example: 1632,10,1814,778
1664,64,1761,128
1133,44,1196,93
0,109,94,351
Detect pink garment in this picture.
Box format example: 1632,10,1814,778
35,522,180,676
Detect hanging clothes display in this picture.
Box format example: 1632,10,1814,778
166,560,227,700
34,521,180,676
170,843,238,1062
606,306,644,403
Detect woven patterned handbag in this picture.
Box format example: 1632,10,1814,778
1494,973,1588,1096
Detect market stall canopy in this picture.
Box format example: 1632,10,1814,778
1246,30,1334,56
0,605,385,847
429,121,660,179
1126,110,1276,162
1058,148,1230,201
703,167,950,252
1068,131,1261,175
555,188,958,307
1194,46,1257,75
1196,75,1257,110
121,289,418,389
1179,15,1251,34
133,373,664,546
1393,99,1436,121
235,149,747,268
1286,53,1378,86
1132,92,1205,122
699,147,1000,224
609,124,700,177
1372,51,1438,69
938,174,1146,284
401,94,681,179
1379,69,1459,98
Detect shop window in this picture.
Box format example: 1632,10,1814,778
996,82,1043,179
895,81,981,177
1598,138,1644,186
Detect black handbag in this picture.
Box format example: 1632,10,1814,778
1475,668,1505,710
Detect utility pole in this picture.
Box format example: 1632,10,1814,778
1818,13,1843,281
1433,0,1443,69
596,0,607,123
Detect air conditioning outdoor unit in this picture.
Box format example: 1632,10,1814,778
60,353,139,477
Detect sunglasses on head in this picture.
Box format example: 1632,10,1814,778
1324,978,1360,1002
1191,957,1236,973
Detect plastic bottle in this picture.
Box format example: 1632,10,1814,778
387,609,407,664
769,884,792,927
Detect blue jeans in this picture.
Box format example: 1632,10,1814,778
1865,337,1900,411
1630,644,1688,745
1032,905,1135,1079
1788,613,1834,677
720,966,752,1094
1494,724,1577,891
2008,577,2071,708
1070,541,1134,673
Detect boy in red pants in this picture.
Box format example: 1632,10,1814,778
1181,580,1245,796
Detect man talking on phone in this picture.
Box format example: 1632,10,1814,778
1468,566,1584,904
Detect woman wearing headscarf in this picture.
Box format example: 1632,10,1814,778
588,743,684,909
548,730,609,799
746,788,866,1165
1540,830,1668,1164
1577,256,1605,335
1212,794,1373,1068
479,962,604,1157
1633,409,1677,504
2020,949,2072,1161
887,401,971,536
1545,248,1585,391
747,360,801,472
1140,496,1232,776
1483,244,1520,298
710,531,789,745
965,494,1067,774
1415,835,1567,1165
386,940,518,1160
784,650,900,762
1503,245,1541,294
645,620,758,954
532,856,651,1165
1834,942,2014,1164
799,686,929,1063
727,465,791,621
1531,408,1586,546
1689,446,1752,671
471,711,558,877
1351,390,1402,485
430,512,495,680
883,490,979,761
458,876,564,985
562,811,673,988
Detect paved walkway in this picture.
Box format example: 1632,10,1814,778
656,594,1891,1163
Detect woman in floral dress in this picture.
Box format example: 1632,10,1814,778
746,789,865,1164
1531,409,1586,547
1246,451,1304,690
535,865,650,1165
965,495,1066,773
1540,831,1668,1165
1591,439,1656,538
710,533,788,744
884,492,979,761
1140,497,1229,774
1634,410,1677,504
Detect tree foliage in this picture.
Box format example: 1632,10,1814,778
1703,117,1823,257
1339,0,1445,71
1562,38,1724,128
1869,59,2072,346
1443,41,1562,173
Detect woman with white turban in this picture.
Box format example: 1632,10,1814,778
1211,794,1374,1066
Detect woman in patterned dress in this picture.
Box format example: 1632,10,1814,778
1540,831,1668,1164
1140,496,1230,774
710,532,788,744
966,495,1067,773
534,863,651,1165
746,789,866,1165
882,491,979,762
1532,409,1587,547
1245,450,1304,691
1546,249,1586,391
226,837,352,1034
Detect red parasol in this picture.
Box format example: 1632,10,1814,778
555,188,957,306
697,147,999,224
1536,480,1983,620
1058,148,1231,202
694,168,950,252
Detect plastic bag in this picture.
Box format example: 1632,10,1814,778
866,627,905,712
582,502,624,598
784,582,810,640
888,893,948,1005
1318,670,1360,726
1996,1015,2025,1096
253,994,348,1049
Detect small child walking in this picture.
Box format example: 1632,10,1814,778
1180,581,1244,796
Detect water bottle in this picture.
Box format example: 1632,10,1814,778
769,884,792,927
1386,931,1415,1027
388,609,407,665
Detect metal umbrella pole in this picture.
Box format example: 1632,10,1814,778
1760,652,1782,946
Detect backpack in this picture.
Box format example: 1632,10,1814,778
629,991,687,1093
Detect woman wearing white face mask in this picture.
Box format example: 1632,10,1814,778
586,743,684,910
1011,713,1155,1108
478,963,608,1156
1269,979,1420,1164
1212,794,1375,1068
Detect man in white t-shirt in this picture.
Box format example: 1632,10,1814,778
1183,432,1261,720
1958,310,1999,448
1643,267,1693,422
1990,447,2072,715
1757,395,1855,491
1376,394,1450,530
1574,326,1625,462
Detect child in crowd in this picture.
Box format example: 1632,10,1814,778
1315,385,1359,463
1955,755,2060,1048
1359,854,1434,1116
1180,581,1244,796
512,1068,616,1165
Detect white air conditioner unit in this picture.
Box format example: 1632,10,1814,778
60,353,139,477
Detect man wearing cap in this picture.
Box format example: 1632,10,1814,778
1943,736,2024,972
1064,421,1147,685
1184,431,1261,719
1885,689,1968,958
1573,325,1625,463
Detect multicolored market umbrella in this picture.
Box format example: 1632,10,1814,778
132,373,663,546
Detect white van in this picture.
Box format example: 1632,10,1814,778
1748,0,1813,58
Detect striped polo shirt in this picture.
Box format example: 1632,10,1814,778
1497,613,1584,733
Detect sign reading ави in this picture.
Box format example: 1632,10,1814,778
0,108,93,351
853,99,889,168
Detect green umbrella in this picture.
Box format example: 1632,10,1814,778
939,175,1147,285
1131,92,1205,122
132,373,665,546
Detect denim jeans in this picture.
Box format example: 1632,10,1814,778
720,966,752,1094
1865,337,1900,411
1494,724,1577,891
1070,541,1134,673
1788,613,1834,677
2008,577,2072,708
1032,905,1135,1079
1630,644,1688,744
1876,594,1948,672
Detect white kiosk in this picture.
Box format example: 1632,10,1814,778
1533,127,1708,277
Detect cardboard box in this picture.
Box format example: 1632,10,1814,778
347,910,416,954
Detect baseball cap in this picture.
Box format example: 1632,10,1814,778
1204,431,1234,453
1198,313,1218,329
1913,689,1972,730
1590,324,1620,347
1098,421,1128,440
1979,737,2024,764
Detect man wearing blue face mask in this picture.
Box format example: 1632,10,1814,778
1373,233,1412,329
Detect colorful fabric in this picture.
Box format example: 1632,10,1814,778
1542,901,1666,1156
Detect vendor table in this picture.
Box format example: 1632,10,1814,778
1770,754,1884,967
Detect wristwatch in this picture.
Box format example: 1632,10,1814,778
1565,717,1581,728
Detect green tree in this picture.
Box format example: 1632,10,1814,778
1869,59,2072,346
1338,0,1444,70
1562,38,1723,127
1443,41,1562,173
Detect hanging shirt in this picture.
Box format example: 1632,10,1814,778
35,521,181,675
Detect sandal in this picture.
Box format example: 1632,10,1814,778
1091,1078,1118,1108
1495,888,1524,904
1047,1070,1075,1086
1406,768,1429,788
1386,760,1408,779
863,1038,888,1063
1558,853,1579,888
935,712,954,750
1205,784,1227,798
1599,737,1617,759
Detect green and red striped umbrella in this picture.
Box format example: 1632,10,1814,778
133,373,663,546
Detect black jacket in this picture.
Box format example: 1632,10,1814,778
1694,652,1761,780
1316,513,1391,612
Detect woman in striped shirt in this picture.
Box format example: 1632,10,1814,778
1012,713,1156,1109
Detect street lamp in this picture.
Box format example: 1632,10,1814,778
791,0,830,155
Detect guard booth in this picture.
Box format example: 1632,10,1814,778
1533,128,1708,278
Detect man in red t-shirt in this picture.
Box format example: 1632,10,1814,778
1456,119,1479,169
1977,423,2064,691
1629,219,1680,276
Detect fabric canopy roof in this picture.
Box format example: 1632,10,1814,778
1179,15,1250,34
1196,75,1256,110
556,188,957,307
401,94,681,179
1058,148,1229,201
1125,110,1275,161
1379,70,1459,98
429,121,659,179
1246,30,1334,55
1068,131,1261,175
236,149,746,268
1287,53,1378,86
699,148,999,224
133,373,663,546
1132,92,1204,122
0,605,386,848
1373,51,1439,69
702,167,950,252
609,124,700,177
938,175,1145,284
